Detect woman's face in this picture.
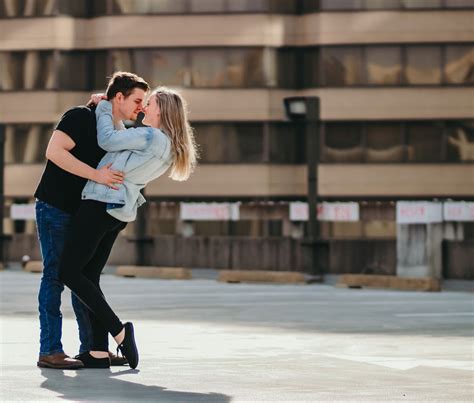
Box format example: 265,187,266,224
142,95,161,128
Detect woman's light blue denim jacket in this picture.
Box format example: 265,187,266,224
81,100,172,222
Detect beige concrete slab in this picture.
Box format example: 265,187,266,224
24,260,43,273
218,270,306,284
116,266,192,280
338,274,441,292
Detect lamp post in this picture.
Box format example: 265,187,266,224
283,97,322,278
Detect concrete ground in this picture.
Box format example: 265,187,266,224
0,268,473,402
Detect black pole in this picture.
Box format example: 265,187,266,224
304,98,321,277
283,96,322,279
0,125,5,267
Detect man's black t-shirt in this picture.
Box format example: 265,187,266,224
34,106,106,214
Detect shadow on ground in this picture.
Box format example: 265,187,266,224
40,368,230,402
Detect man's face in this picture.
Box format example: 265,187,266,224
116,88,146,121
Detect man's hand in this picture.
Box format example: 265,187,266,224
94,163,125,190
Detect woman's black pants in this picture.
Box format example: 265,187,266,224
59,200,127,352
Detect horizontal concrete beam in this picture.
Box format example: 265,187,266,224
1,11,472,50
218,270,306,284
116,266,192,280
2,88,473,124
337,274,441,292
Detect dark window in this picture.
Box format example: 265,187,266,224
0,51,56,90
406,122,444,162
269,123,305,163
134,49,189,87
194,123,263,163
302,48,319,87
445,45,474,84
4,124,52,164
405,46,442,85
401,0,442,8
58,52,89,90
364,0,401,9
446,120,474,162
322,123,363,162
320,0,363,10
365,46,402,85
322,47,364,86
366,123,404,162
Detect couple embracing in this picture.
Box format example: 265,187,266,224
35,72,197,370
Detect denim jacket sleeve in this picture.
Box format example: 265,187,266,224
95,100,153,152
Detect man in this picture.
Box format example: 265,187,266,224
35,72,150,369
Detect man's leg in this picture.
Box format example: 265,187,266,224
36,200,83,369
71,294,92,354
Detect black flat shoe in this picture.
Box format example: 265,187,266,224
75,352,110,369
117,322,139,369
109,351,128,366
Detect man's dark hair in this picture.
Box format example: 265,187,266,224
105,71,150,99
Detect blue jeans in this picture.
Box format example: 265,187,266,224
36,200,93,356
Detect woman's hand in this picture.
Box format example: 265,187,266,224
88,93,107,106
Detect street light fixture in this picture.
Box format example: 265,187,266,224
283,97,322,278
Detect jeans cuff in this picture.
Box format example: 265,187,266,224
39,348,64,357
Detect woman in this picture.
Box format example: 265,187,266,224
59,87,197,369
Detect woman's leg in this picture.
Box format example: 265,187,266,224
58,201,125,338
81,222,127,353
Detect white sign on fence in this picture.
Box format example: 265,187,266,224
11,204,36,220
289,202,359,222
443,202,474,222
180,203,240,221
396,201,443,224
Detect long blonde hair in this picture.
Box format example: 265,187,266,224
153,87,197,181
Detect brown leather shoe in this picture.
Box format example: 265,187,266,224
37,352,84,369
109,350,128,366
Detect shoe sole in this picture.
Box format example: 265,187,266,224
37,362,84,370
125,322,139,369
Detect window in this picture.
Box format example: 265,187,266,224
322,123,363,162
322,47,364,86
111,0,187,14
189,0,227,12
194,123,263,163
406,122,444,162
446,120,474,162
366,123,404,162
269,123,305,163
405,46,442,84
4,124,52,164
302,48,319,87
401,0,442,8
320,0,363,10
445,46,474,84
364,0,400,9
445,0,474,7
0,51,56,90
365,47,402,85
134,50,189,87
58,52,89,90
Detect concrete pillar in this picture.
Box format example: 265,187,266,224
4,126,15,164
4,0,18,17
396,202,443,279
0,53,14,90
23,125,41,163
24,51,40,90
23,0,36,16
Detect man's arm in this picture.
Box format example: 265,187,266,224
45,130,124,190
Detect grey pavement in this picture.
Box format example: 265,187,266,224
0,268,473,402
